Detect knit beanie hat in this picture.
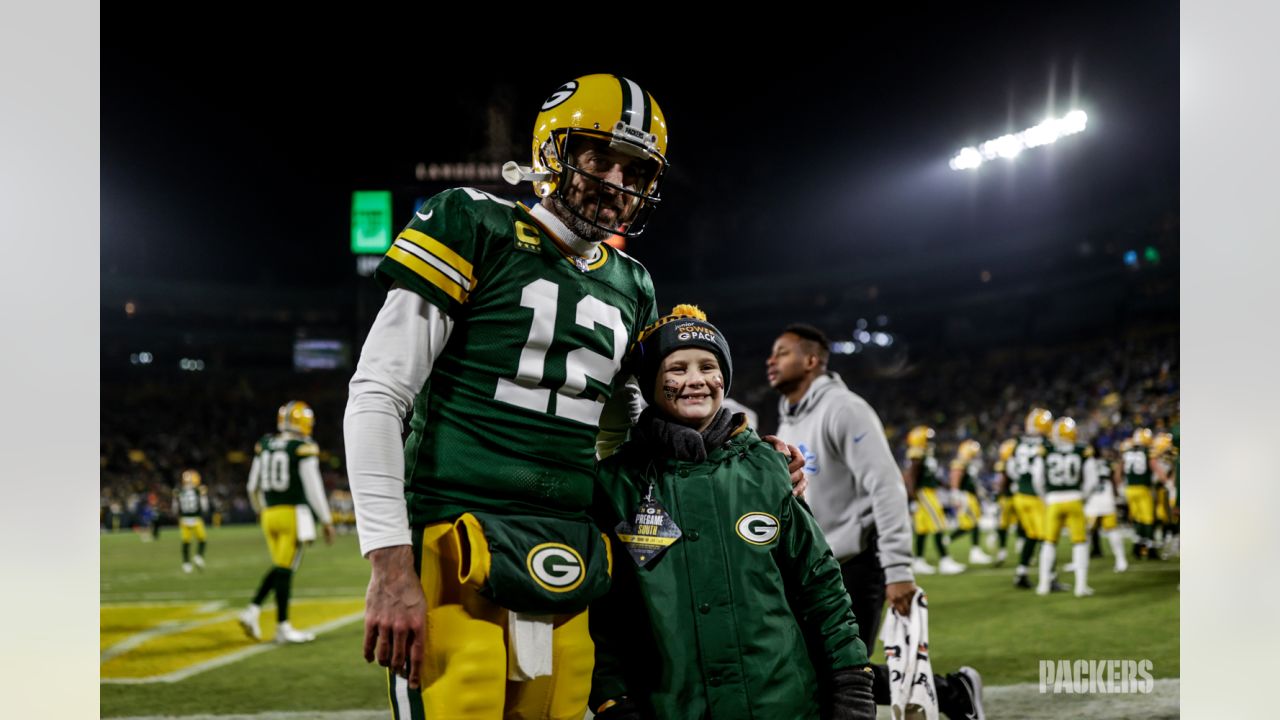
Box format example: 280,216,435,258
633,304,733,405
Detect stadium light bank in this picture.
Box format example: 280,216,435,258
949,110,1088,170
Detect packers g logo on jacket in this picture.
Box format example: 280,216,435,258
735,513,780,545
526,543,585,592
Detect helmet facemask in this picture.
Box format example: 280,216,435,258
541,127,666,240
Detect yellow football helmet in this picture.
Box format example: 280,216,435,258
998,438,1017,462
1025,407,1053,436
1153,432,1173,456
181,469,201,488
1133,427,1154,447
907,426,935,449
958,439,981,462
1051,417,1078,446
523,73,669,237
278,401,315,437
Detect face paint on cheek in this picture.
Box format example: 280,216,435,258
707,374,725,392
662,378,680,403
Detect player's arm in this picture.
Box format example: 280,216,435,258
831,399,916,600
246,449,264,515
297,444,335,542
1082,454,1100,497
199,488,209,516
344,283,454,688
1030,450,1047,496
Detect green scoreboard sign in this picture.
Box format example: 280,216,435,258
351,190,393,255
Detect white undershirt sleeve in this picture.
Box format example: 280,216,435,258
344,285,454,557
246,456,263,515
299,456,333,525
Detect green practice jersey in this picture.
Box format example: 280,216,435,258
253,433,317,507
1011,435,1048,495
176,487,205,518
1122,447,1153,487
375,188,658,526
1044,443,1088,494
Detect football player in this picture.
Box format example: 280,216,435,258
1123,428,1158,559
905,426,966,575
1037,417,1095,597
949,439,993,565
991,438,1019,565
1082,443,1128,573
1152,431,1179,557
238,401,336,644
1009,408,1061,590
174,469,209,573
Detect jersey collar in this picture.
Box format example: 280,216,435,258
525,202,608,271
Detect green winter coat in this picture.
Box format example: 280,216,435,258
589,423,869,719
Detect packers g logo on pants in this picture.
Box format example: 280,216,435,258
735,512,780,545
526,543,585,592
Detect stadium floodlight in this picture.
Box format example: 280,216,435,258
950,109,1089,170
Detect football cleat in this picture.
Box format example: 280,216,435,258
912,558,938,575
182,562,193,574
939,557,966,575
238,605,262,641
955,667,987,720
1114,559,1129,573
1075,586,1096,598
275,622,315,644
1014,574,1032,589
193,555,205,570
968,547,993,565
995,549,1008,565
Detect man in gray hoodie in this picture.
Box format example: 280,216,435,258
769,324,986,720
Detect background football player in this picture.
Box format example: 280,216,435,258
991,438,1020,565
949,439,993,565
905,425,966,575
1037,417,1095,597
1082,442,1128,573
1152,431,1179,557
1009,408,1061,590
1123,427,1159,559
174,469,209,573
238,401,335,644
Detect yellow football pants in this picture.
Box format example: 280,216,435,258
1125,486,1155,525
387,522,593,720
913,487,946,534
1044,499,1088,545
261,505,302,569
1012,494,1046,541
955,492,982,531
179,518,206,543
1090,513,1118,531
997,495,1016,531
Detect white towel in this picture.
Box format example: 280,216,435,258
507,611,554,681
294,505,317,543
879,588,939,720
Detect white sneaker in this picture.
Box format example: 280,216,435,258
968,547,993,565
1075,586,1095,597
182,562,193,574
1114,559,1129,573
275,622,315,644
995,549,1008,564
193,555,206,570
939,557,966,575
912,558,938,575
238,605,262,641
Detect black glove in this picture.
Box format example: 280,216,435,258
595,696,643,720
829,665,876,720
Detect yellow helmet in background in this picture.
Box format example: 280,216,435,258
1133,428,1154,447
907,426,935,449
1153,432,1173,456
278,401,315,437
998,438,1017,462
958,439,982,462
181,469,201,488
524,74,669,237
1051,417,1078,446
1025,408,1054,436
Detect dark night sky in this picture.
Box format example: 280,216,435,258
102,3,1178,293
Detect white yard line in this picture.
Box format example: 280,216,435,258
102,606,234,662
101,612,363,685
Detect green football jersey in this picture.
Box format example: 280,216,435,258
253,433,317,507
1011,435,1048,495
375,188,658,526
917,454,943,490
176,487,205,518
1044,444,1088,493
951,458,980,494
1122,447,1153,487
